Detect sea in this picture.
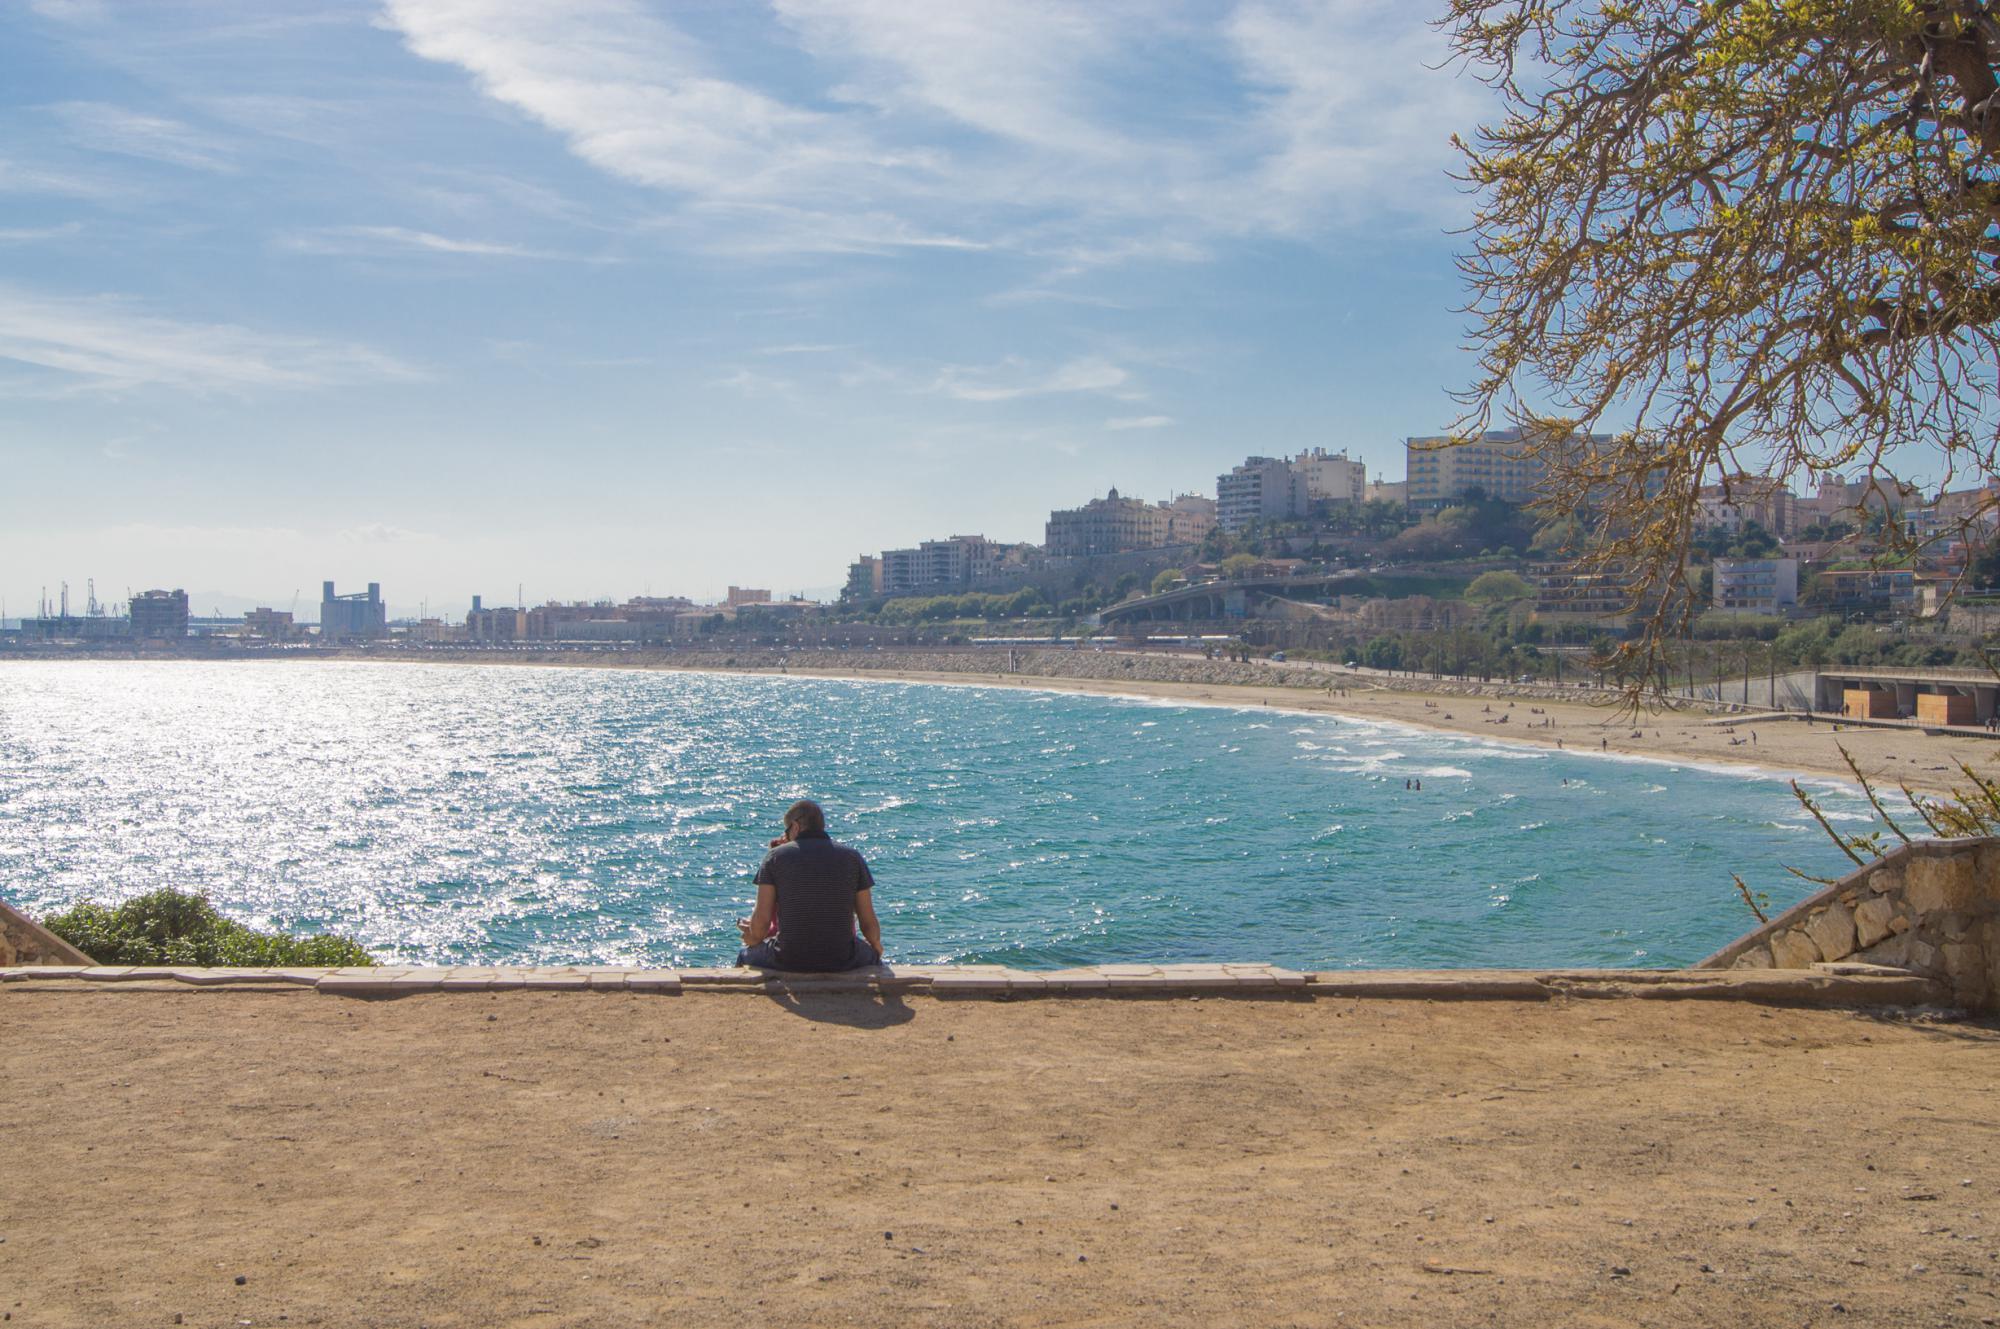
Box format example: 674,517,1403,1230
0,660,1885,970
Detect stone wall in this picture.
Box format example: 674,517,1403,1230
1699,837,2000,1011
0,899,91,966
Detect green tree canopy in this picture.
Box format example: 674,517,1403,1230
1220,552,1261,578
1465,569,1536,603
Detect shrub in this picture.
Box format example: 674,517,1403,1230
44,889,376,968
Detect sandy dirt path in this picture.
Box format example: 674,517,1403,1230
3,987,1995,1328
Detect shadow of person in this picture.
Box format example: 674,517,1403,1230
760,985,916,1028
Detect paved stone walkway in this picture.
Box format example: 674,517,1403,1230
0,960,1954,1005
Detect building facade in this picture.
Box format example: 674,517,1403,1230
1712,558,1800,615
1696,474,1794,538
1289,448,1367,506
319,582,386,640
1216,459,1305,533
850,534,1034,598
129,589,190,639
1044,491,1203,557
1404,429,1548,508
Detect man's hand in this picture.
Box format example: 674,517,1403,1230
736,916,758,945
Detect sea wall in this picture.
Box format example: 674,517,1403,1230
0,900,91,966
1699,836,2000,1011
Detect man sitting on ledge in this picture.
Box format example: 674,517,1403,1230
736,799,883,972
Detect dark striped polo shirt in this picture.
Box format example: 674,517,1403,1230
754,830,875,971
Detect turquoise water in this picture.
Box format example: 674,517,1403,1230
0,661,1878,969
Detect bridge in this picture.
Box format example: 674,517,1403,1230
1096,572,1366,624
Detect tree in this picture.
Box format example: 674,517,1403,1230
1465,569,1535,603
1447,1,2000,677
1150,568,1181,595
1220,552,1261,578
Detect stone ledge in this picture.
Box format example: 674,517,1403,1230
0,962,1952,1007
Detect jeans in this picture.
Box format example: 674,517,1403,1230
735,936,880,972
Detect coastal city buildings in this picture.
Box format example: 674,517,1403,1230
850,534,1036,599
241,607,297,640
1044,491,1214,557
1216,457,1303,532
319,582,386,640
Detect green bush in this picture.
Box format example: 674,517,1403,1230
43,889,376,968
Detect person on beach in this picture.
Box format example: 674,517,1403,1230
736,799,883,972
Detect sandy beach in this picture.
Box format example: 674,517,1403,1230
3,985,1994,1328
676,655,1998,799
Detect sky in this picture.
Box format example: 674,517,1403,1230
1,0,1493,617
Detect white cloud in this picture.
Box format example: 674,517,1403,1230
375,0,1486,260
0,222,82,244
280,225,587,260
932,356,1129,402
1106,414,1173,430
47,101,235,172
0,156,127,200
0,287,419,392
376,0,910,200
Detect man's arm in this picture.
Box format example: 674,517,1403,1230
738,881,777,946
854,888,882,959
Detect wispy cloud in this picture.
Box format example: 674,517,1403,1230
47,101,235,172
757,342,846,356
0,222,83,244
279,225,593,261
0,287,419,392
931,356,1130,403
1106,414,1173,430
375,0,1484,261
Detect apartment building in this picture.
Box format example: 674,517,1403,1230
1712,558,1799,615
1216,458,1305,533
1045,491,1210,557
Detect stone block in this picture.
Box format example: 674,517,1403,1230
1869,867,1903,895
1889,913,1911,934
170,968,249,986
623,972,682,994
1732,947,1774,971
316,973,411,995
1768,930,1821,969
1804,905,1857,963
1907,853,1981,913
438,971,495,992
585,971,630,991
1044,969,1110,991
930,972,1011,994
677,968,768,986
1906,939,1941,973
1942,943,1990,1007
1,965,87,981
1853,896,1897,949
519,970,590,990
1856,933,1908,968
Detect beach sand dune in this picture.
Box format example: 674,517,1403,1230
3,988,1994,1327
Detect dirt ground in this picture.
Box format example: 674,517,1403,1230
2,987,1996,1329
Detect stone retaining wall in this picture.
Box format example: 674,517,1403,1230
0,900,91,966
1699,836,2000,1010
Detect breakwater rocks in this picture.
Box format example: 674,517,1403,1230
1703,836,2000,1011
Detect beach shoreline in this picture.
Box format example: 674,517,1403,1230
7,645,1989,794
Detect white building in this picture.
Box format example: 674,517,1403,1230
1216,457,1304,533
1712,558,1799,615
1290,448,1367,506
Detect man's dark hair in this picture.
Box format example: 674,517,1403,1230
784,799,825,835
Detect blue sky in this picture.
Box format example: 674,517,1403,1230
2,0,1490,616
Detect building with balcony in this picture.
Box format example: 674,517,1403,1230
1045,490,1208,557
1696,474,1795,538
1810,568,1917,617
1216,459,1305,533
1712,558,1799,615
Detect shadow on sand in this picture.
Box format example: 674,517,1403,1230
760,985,917,1028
